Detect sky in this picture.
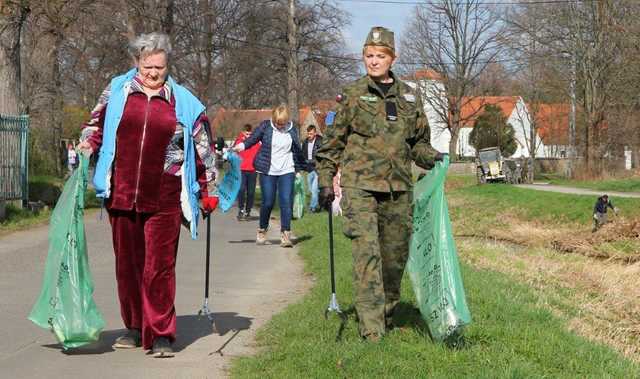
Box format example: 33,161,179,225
338,1,416,55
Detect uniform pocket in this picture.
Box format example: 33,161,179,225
397,98,418,144
351,99,379,137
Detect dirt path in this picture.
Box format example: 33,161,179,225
0,210,308,378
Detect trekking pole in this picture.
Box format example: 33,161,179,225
324,208,345,322
198,214,214,322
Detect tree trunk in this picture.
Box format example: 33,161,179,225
51,31,64,176
287,0,299,126
0,5,26,115
0,46,19,115
568,55,577,178
448,113,460,160
163,0,174,36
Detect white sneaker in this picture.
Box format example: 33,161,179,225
280,231,293,248
256,228,267,245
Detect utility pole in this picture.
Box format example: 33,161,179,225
287,0,299,127
568,54,577,178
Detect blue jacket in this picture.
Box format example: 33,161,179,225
243,120,305,174
93,68,206,239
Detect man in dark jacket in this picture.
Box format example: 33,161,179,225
592,194,618,232
301,125,322,212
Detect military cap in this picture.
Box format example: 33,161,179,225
364,26,395,52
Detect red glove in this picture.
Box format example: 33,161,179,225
201,196,219,214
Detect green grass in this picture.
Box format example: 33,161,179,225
0,203,52,234
450,182,640,228
231,211,639,378
1,173,101,235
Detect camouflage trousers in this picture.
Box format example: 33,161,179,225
342,187,412,337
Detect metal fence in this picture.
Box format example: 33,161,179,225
0,114,29,205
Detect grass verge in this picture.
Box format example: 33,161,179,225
1,173,101,235
231,208,639,377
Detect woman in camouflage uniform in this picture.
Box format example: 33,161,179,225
316,26,445,341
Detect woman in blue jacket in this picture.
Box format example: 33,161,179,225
233,104,305,247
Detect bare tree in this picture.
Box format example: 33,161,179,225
0,1,30,115
402,0,506,159
505,1,550,182
514,0,640,176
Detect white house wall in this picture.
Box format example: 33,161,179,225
456,99,548,159
406,80,450,153
408,81,550,158
457,128,475,157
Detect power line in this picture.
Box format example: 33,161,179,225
336,0,590,5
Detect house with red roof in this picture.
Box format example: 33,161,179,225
530,103,571,158
457,96,547,158
405,69,554,158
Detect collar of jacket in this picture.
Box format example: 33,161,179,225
270,119,294,133
366,70,400,99
130,75,172,102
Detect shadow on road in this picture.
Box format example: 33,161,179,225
228,239,257,244
228,234,313,246
174,313,252,352
42,329,123,355
209,312,252,336
41,312,252,354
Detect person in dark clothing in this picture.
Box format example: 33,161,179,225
234,124,261,221
301,125,322,212
592,194,618,232
215,136,226,168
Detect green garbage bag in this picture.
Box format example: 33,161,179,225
408,156,471,345
28,155,105,349
293,174,305,220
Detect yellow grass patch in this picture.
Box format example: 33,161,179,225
459,238,640,361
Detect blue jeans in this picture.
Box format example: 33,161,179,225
307,170,319,210
259,172,295,231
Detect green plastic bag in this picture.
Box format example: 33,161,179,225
28,155,105,349
408,156,471,345
293,174,305,220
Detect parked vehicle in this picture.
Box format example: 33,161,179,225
475,147,521,184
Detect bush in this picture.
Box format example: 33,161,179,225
29,177,62,207
469,104,517,157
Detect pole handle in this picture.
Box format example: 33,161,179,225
328,208,336,294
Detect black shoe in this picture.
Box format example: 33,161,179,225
112,329,142,349
151,337,174,358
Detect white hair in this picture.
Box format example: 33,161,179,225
129,32,172,60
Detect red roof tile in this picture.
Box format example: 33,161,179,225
402,69,443,81
531,103,570,145
458,96,520,127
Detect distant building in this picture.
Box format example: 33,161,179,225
405,69,554,158
533,103,571,159
403,69,450,153
457,96,547,158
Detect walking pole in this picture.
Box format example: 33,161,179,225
198,214,214,322
324,207,345,322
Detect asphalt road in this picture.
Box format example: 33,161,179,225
515,183,640,198
0,209,306,378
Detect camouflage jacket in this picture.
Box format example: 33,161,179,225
316,72,438,192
